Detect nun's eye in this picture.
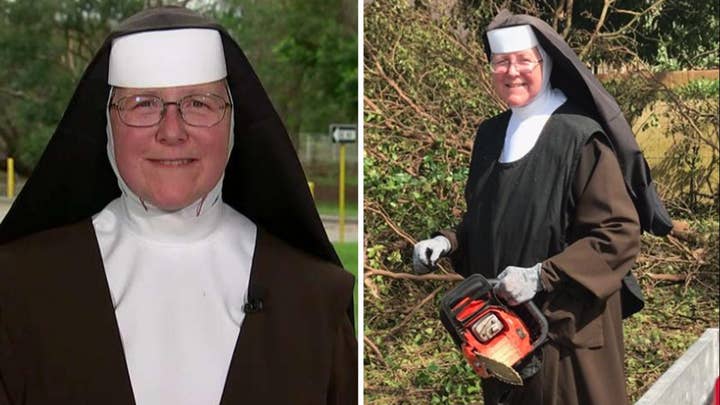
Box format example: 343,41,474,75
126,97,160,111
134,100,156,109
182,94,227,113
517,60,535,68
187,98,212,110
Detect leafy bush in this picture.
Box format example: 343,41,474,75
364,1,719,404
674,78,720,100
364,1,499,401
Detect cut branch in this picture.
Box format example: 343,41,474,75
365,267,463,282
364,336,387,366
385,286,444,338
645,273,687,282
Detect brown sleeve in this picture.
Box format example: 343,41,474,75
326,315,357,405
434,226,471,277
540,137,641,300
435,229,459,252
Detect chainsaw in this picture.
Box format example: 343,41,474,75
440,273,548,385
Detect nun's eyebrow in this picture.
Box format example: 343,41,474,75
112,88,160,98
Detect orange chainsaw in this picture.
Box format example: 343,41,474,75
440,274,548,385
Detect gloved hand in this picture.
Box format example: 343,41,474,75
493,263,544,306
412,235,451,274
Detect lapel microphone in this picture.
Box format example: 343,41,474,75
244,284,266,314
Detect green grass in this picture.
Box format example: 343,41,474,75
333,241,359,330
308,175,359,188
316,201,358,218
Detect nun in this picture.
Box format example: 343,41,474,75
0,6,356,405
413,10,671,405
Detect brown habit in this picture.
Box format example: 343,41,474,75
0,221,356,404
432,10,648,405
441,116,640,405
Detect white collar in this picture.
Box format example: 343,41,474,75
117,178,224,243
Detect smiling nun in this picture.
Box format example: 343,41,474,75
0,6,356,405
412,10,672,405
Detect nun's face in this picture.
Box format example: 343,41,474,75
110,80,231,211
490,48,543,107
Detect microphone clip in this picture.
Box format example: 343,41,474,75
244,298,264,314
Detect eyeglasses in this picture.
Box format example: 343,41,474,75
110,93,232,128
490,59,543,74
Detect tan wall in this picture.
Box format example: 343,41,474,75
596,69,719,88
653,69,719,87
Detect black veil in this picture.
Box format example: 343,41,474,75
0,6,342,271
483,10,673,236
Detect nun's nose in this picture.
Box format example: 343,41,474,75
156,104,188,144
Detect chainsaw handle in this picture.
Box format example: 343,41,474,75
488,278,549,351
524,299,549,351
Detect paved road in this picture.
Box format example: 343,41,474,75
0,199,357,243
320,215,359,243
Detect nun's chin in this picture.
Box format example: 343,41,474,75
506,92,538,108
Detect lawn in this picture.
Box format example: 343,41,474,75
316,200,358,219
333,241,359,330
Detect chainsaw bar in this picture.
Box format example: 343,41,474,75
474,350,523,386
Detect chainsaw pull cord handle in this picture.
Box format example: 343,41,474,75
488,278,549,351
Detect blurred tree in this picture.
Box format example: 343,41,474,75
0,0,357,174
636,0,719,70
0,0,146,174
215,0,357,145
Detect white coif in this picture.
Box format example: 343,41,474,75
92,194,256,405
487,25,539,54
108,28,227,88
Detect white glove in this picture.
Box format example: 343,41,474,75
412,235,451,274
494,263,544,306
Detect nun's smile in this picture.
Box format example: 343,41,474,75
110,80,231,211
491,48,543,108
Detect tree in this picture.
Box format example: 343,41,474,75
0,0,146,174
216,0,357,145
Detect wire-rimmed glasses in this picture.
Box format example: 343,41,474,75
110,93,232,128
490,58,543,74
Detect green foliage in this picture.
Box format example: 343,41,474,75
364,1,499,402
673,78,720,100
625,219,719,401
217,0,357,138
0,0,146,173
602,74,662,127
639,0,719,70
364,0,500,243
0,0,356,174
365,1,719,403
